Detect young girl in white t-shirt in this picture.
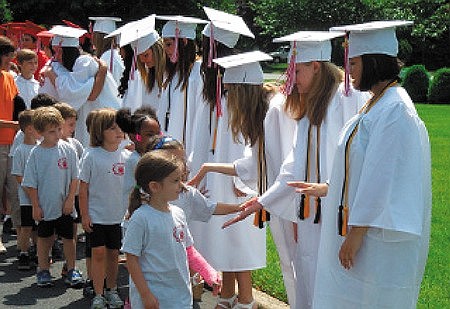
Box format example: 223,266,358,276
79,108,130,309
122,150,222,309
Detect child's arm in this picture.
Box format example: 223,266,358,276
187,163,236,187
126,253,159,308
87,58,107,101
186,246,221,296
63,179,79,215
213,203,241,215
79,181,92,233
25,187,43,221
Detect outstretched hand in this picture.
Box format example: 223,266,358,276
287,181,328,197
187,168,206,188
222,197,262,229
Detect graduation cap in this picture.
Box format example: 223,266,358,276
330,20,413,58
49,25,87,47
88,17,122,35
36,30,54,47
213,51,272,85
157,15,208,39
202,6,254,48
117,15,159,55
273,31,345,95
61,20,92,44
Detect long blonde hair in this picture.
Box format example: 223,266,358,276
137,39,166,93
226,83,277,146
285,62,343,124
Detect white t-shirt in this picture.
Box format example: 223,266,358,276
15,75,39,109
65,137,84,160
11,143,36,206
9,130,25,157
172,186,216,224
122,204,193,309
123,151,140,208
78,146,131,224
22,140,78,220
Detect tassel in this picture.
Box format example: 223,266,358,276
343,32,350,97
130,45,137,80
253,210,260,227
170,21,179,63
208,24,215,68
281,41,297,96
216,71,222,117
313,197,321,224
298,193,311,220
338,204,348,236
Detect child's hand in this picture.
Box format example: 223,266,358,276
32,206,43,221
339,226,368,270
142,293,159,309
82,215,93,233
63,198,74,215
211,273,222,296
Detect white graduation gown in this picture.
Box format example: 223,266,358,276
157,60,203,159
100,48,125,86
39,55,121,146
234,93,298,306
312,87,431,309
122,70,168,114
258,84,369,309
189,98,266,271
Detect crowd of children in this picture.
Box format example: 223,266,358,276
0,7,431,309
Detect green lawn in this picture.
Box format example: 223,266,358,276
252,104,450,307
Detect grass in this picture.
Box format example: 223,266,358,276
252,103,450,307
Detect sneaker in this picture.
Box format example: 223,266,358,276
36,269,53,287
83,279,95,298
105,289,124,308
18,253,31,270
91,294,107,309
0,242,6,254
65,268,84,288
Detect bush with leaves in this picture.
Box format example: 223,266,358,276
428,68,450,104
402,65,430,102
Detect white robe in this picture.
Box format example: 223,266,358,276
100,48,125,86
122,71,168,114
258,84,369,309
312,86,431,309
39,55,121,146
157,60,203,159
189,98,266,271
234,93,298,306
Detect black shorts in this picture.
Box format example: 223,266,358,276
89,224,122,250
37,215,74,239
73,196,81,223
20,205,37,228
85,232,92,258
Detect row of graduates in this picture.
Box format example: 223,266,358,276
4,7,431,309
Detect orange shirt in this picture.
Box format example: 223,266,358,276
0,70,19,145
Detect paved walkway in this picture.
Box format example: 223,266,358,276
0,228,288,308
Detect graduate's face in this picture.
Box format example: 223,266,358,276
295,62,319,94
138,48,155,68
163,38,176,57
349,56,363,90
53,45,62,62
21,34,36,49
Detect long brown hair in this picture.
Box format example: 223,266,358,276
285,62,343,124
137,39,166,93
92,32,114,58
128,150,181,215
226,83,277,146
164,38,196,90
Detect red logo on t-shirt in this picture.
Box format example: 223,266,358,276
173,225,185,243
58,157,68,169
112,163,125,176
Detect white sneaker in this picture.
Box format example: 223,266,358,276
105,289,123,308
91,295,107,309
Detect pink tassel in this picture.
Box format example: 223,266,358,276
130,45,137,80
281,41,297,96
170,21,179,63
89,21,93,35
343,32,350,96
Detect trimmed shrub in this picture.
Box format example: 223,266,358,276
402,65,430,102
428,68,450,104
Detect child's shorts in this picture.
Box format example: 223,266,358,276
20,205,37,228
37,215,74,239
89,224,122,250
